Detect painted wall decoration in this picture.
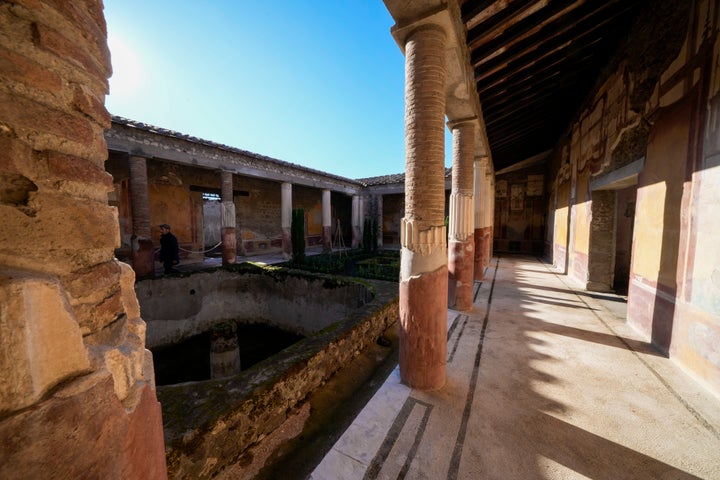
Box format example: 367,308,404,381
496,180,508,197
527,175,544,196
510,184,524,211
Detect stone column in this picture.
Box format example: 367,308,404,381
351,195,361,248
128,155,154,277
487,170,495,264
399,24,448,390
473,157,484,279
473,157,491,275
220,171,237,265
210,322,241,379
281,182,292,259
448,121,475,310
322,189,332,252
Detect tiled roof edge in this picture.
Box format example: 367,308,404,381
110,115,367,187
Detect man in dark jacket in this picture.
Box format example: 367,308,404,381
159,224,180,274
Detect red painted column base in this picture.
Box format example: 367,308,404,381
399,265,448,390
322,225,332,252
282,227,292,258
221,227,237,265
449,237,475,311
132,235,155,278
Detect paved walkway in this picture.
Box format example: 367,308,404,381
311,256,720,480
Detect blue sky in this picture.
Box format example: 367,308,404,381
104,1,453,179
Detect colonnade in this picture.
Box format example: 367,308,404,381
393,9,496,390
124,158,367,272
124,7,496,393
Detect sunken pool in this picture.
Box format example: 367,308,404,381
134,263,399,479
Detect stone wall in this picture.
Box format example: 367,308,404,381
294,184,324,245
493,165,546,254
156,274,399,479
382,193,404,245
545,0,720,394
0,0,166,477
135,266,374,348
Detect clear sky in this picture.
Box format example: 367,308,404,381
104,1,453,180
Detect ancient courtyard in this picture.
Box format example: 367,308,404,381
1,0,720,479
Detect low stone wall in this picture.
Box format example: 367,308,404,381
136,264,374,348
154,269,398,479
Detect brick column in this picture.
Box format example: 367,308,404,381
281,182,292,259
448,121,475,310
322,189,332,252
220,171,237,265
128,155,154,277
0,2,166,478
351,195,361,248
399,24,448,390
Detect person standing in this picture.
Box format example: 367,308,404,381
158,223,180,274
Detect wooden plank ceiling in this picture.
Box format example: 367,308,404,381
461,0,644,171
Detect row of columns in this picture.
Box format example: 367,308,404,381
126,158,368,273
397,18,495,390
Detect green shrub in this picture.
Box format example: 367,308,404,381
291,208,305,265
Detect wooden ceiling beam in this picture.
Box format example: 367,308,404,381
475,34,601,90
471,0,632,75
480,55,593,102
485,98,561,130
489,122,558,150
470,0,581,62
461,0,497,23
466,0,539,50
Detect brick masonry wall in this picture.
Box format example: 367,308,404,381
382,193,404,245
544,0,720,394
0,1,166,477
236,175,283,253
159,277,399,479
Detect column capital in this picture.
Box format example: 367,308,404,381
447,116,477,131
390,6,451,46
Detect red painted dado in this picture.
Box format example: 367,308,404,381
570,250,589,286
449,238,475,311
627,274,676,355
670,302,720,393
399,265,448,390
0,376,167,480
553,243,567,273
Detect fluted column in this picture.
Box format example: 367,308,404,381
474,157,491,277
399,23,448,390
220,171,237,265
322,189,332,252
281,182,292,259
448,121,475,310
128,155,154,277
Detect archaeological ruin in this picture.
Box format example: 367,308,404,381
1,0,719,479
